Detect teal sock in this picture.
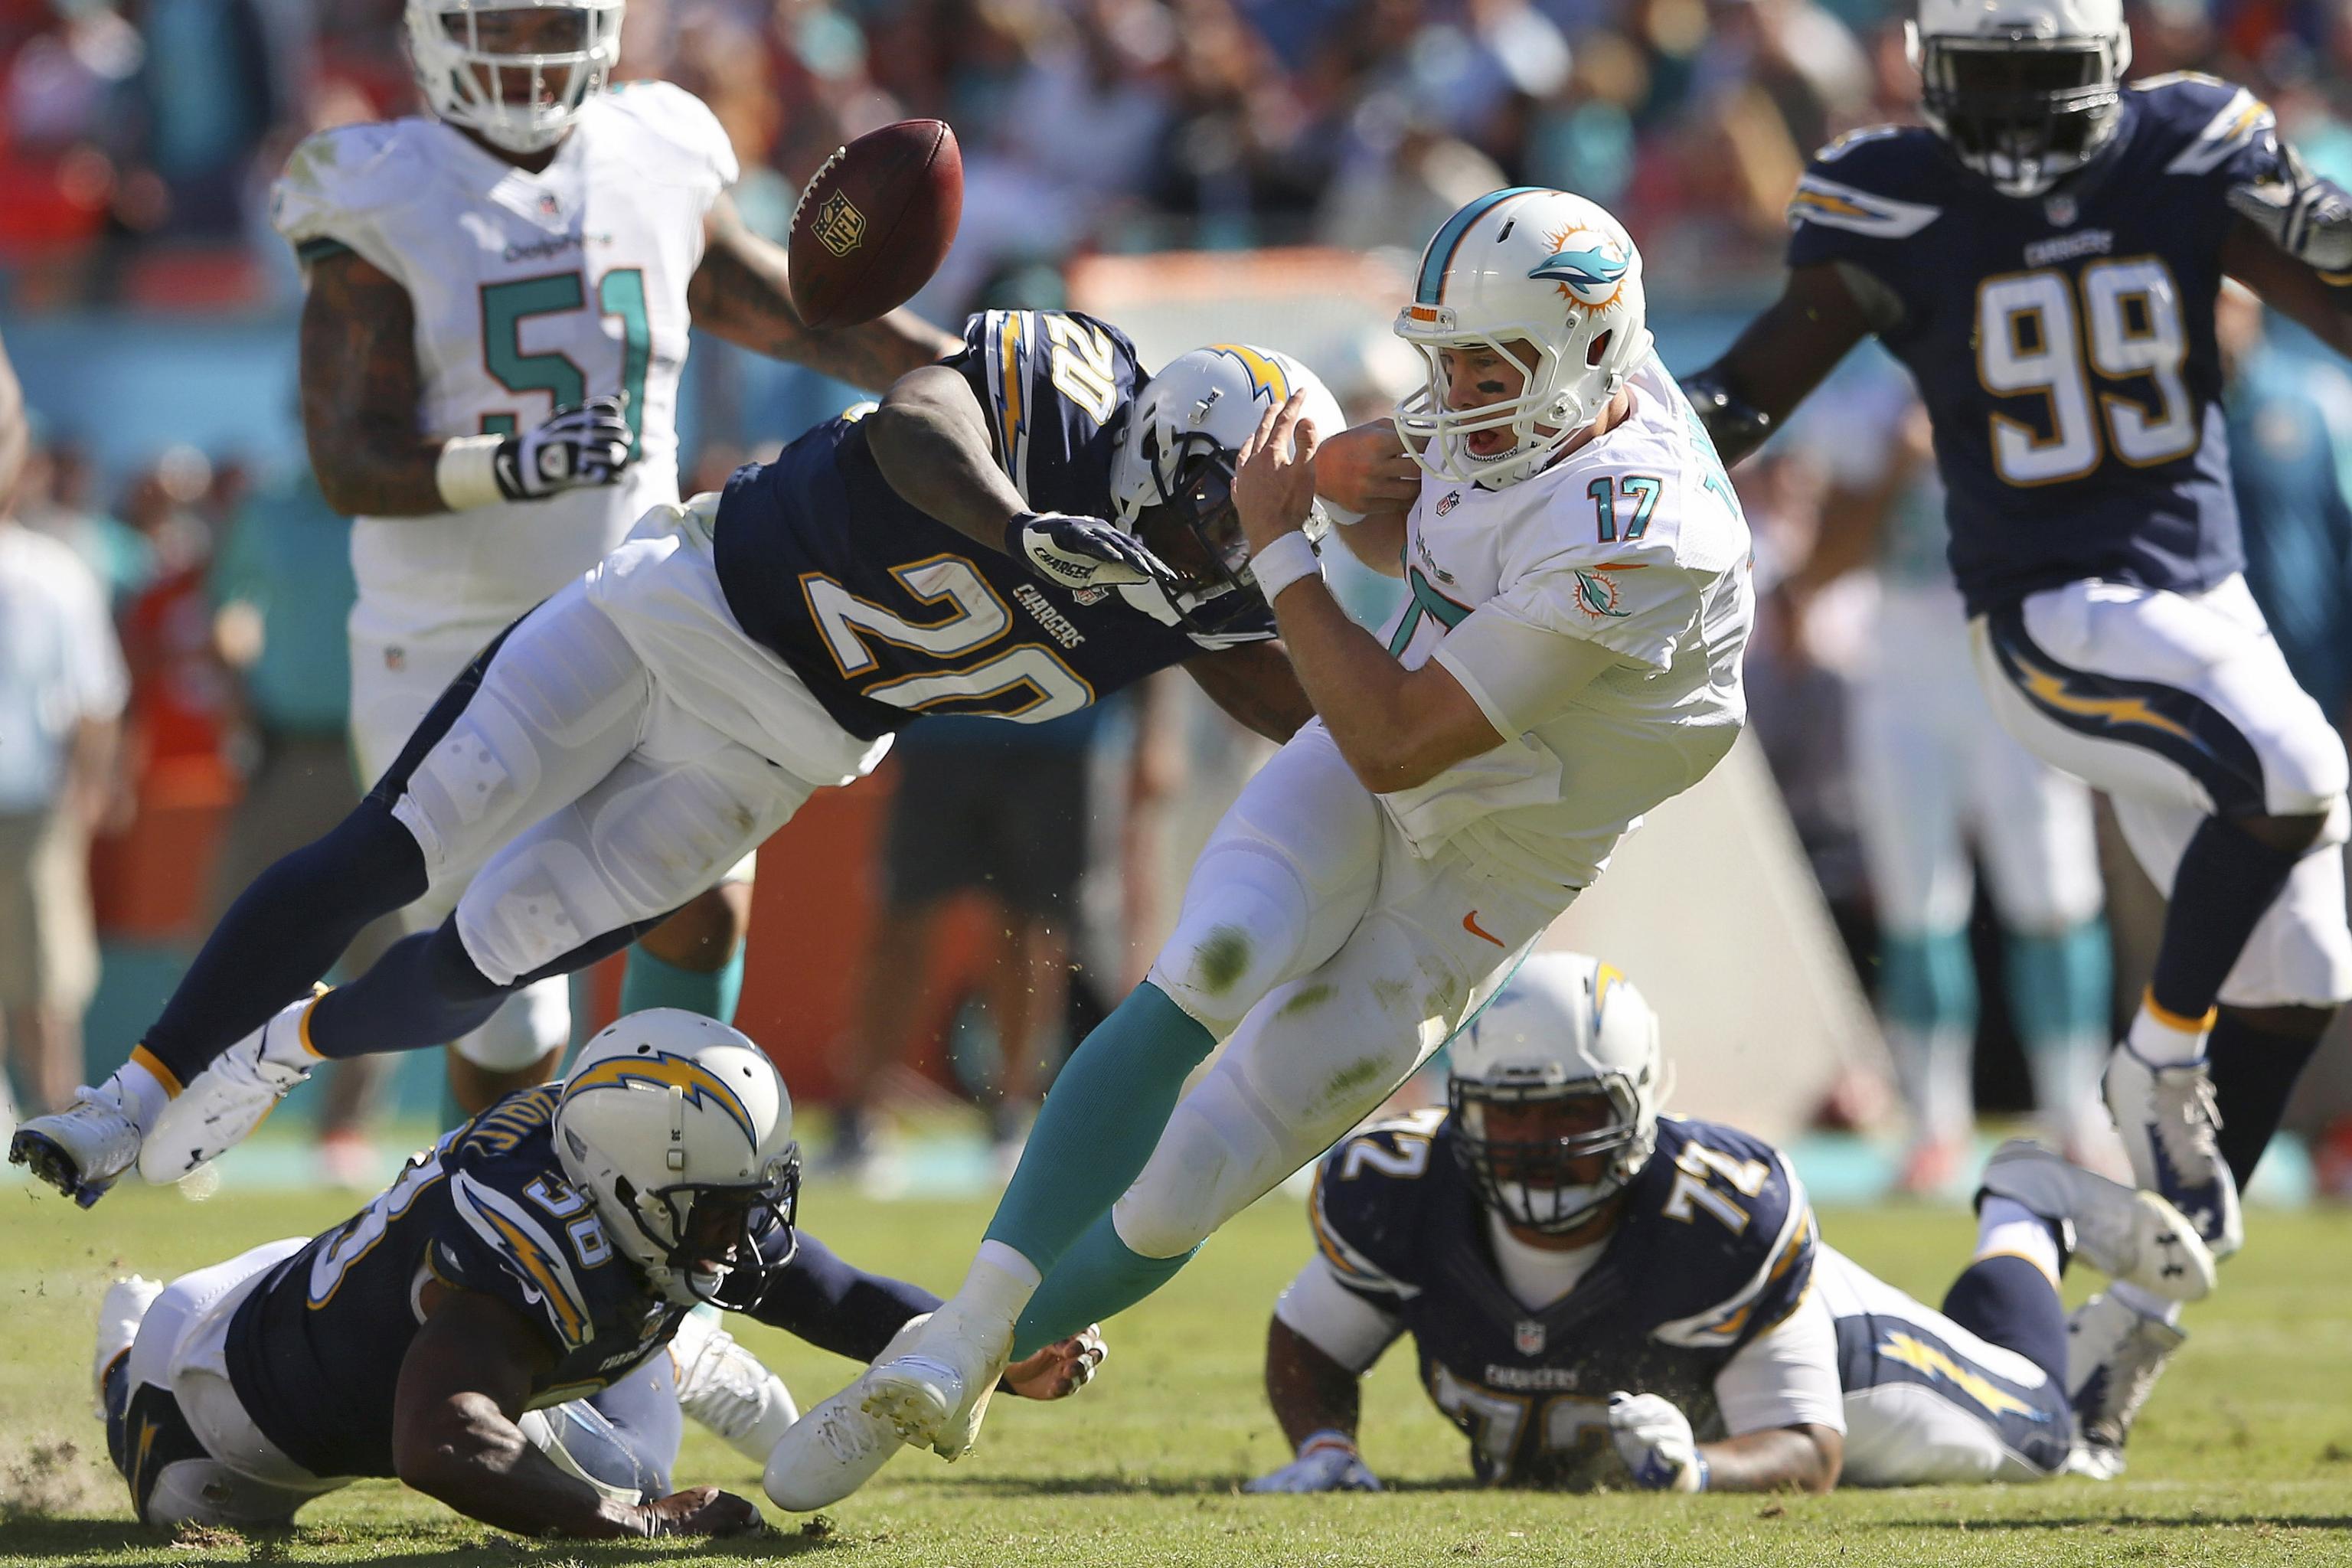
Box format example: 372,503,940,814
983,982,1215,1275
2004,920,2112,1044
1011,1213,1200,1358
619,942,744,1024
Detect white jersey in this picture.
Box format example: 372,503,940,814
271,83,737,649
1377,356,1754,887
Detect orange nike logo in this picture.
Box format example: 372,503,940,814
1462,910,1504,948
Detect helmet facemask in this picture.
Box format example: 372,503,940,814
1122,420,1278,642
407,1,623,156
1911,31,2128,198
1393,322,1622,488
600,1145,802,1307
1449,1074,1656,1235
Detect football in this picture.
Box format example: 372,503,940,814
786,119,963,330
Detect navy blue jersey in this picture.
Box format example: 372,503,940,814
1786,75,2292,615
714,309,1211,741
1310,1112,1816,1487
224,1085,932,1480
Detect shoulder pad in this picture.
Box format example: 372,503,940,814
1628,1119,1819,1348
597,80,740,191
1788,128,1945,241
440,1168,602,1351
2132,74,2277,178
270,122,424,259
1306,1109,1449,1302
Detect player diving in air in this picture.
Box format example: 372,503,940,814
274,0,960,1112
90,1011,1102,1536
772,188,1762,1490
1679,0,2352,1468
1244,956,2212,1494
9,317,1338,1205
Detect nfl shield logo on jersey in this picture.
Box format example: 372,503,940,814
1515,1319,1546,1356
2043,193,2078,227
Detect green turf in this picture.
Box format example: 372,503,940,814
6,1178,2351,1566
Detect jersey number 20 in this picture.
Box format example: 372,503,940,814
1976,258,2197,486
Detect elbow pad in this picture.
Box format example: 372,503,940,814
2228,143,2352,274
1680,371,1773,452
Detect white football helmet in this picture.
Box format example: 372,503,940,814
407,0,624,156
1907,0,2132,198
1449,952,1663,1234
553,1009,800,1307
1109,344,1347,643
1393,188,1653,488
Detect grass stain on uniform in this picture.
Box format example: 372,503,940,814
1197,926,1253,995
1370,978,1413,1014
1276,983,1335,1021
1324,1056,1388,1104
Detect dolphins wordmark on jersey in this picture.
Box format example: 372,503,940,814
1788,74,2293,617
1309,1110,1816,1486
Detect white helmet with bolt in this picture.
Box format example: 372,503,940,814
553,1009,801,1307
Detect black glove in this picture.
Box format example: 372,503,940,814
1005,511,1179,596
494,395,634,501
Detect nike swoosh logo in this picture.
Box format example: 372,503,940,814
1462,910,1504,948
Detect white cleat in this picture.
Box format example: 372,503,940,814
139,988,327,1185
671,1305,799,1463
92,1276,162,1416
858,1301,1011,1460
764,1314,930,1510
2102,1046,2242,1260
2067,1289,2187,1475
1978,1138,2216,1302
10,1084,145,1208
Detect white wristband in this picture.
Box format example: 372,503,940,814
1248,531,1320,603
436,434,506,511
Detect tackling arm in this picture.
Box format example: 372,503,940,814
1684,264,1874,467
864,364,1032,552
390,1284,760,1539
689,194,959,389
1183,642,1315,744
2225,214,2352,361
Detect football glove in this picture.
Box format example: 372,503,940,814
2227,143,2352,273
1243,1431,1382,1494
1608,1391,1707,1492
495,395,635,501
1007,511,1178,595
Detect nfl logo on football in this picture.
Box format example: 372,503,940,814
1515,1320,1546,1356
814,191,867,257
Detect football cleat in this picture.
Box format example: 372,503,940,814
858,1298,1011,1460
670,1305,798,1463
91,1276,162,1416
10,1084,145,1207
1977,1138,2216,1302
139,988,326,1186
2067,1289,2187,1475
764,1314,931,1510
2103,1046,2243,1259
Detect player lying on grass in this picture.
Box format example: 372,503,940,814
790,188,1762,1482
1246,954,2214,1494
13,323,1344,1207
87,1011,1101,1537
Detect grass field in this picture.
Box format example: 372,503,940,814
6,1171,2352,1567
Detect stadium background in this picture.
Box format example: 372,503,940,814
3,0,2350,1192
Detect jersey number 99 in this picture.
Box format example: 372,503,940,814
1975,258,2197,486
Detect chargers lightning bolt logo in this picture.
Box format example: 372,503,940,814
1879,1331,2044,1421
1205,343,1293,406
558,1050,758,1145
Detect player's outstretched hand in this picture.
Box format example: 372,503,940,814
1243,1430,1382,1493
1311,420,1419,518
494,395,634,502
1008,511,1173,592
1003,1324,1108,1400
1232,391,1322,557
636,1485,766,1537
2228,144,2352,272
1608,1391,1707,1492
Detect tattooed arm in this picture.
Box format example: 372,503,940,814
299,250,444,518
689,192,959,392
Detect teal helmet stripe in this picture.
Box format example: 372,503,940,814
1415,186,1548,305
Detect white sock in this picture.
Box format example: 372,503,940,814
109,1060,172,1135
2125,995,2211,1067
1975,1196,2063,1285
953,1241,1043,1338
2111,1279,2184,1327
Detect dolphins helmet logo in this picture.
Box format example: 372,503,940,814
1528,226,1629,313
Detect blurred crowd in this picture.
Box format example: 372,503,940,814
5,0,2352,309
